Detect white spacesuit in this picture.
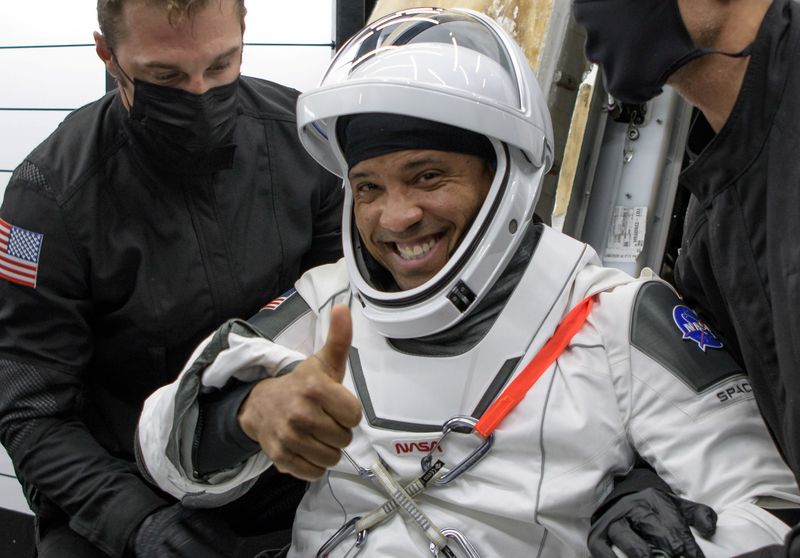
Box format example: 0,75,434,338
137,8,800,558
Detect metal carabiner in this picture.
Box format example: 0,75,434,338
421,415,494,486
317,516,364,558
429,528,481,558
341,449,375,480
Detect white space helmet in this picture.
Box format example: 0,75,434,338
297,8,554,338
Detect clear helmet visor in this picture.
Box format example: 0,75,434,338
299,8,550,177
325,10,524,108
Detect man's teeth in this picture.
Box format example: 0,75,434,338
397,238,436,260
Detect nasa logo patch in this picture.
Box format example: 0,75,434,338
672,305,724,352
392,439,444,456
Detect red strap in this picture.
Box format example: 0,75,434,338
474,295,595,438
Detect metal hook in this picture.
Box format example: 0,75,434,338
429,528,481,558
316,516,362,558
355,529,368,549
421,415,494,486
341,449,375,479
340,530,368,558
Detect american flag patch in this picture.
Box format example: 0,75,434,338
262,288,296,311
0,218,43,288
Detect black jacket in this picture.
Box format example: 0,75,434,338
674,0,800,485
593,3,800,556
0,75,343,556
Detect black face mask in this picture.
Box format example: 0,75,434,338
115,60,240,174
573,0,752,104
128,78,239,151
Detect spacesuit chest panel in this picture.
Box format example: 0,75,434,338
297,230,609,558
344,227,591,431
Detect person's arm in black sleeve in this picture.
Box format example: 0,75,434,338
144,341,306,554
673,201,744,366
133,375,297,557
790,522,800,555
300,169,344,272
193,379,262,477
193,357,301,476
0,165,168,557
588,456,717,558
129,501,244,558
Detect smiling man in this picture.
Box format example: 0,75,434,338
351,147,490,290
343,114,495,292
0,1,342,556
351,149,489,291
137,8,800,558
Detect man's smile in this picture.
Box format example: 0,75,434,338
391,234,443,261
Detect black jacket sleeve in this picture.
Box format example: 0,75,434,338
194,379,261,477
301,170,344,273
591,457,672,523
0,167,168,557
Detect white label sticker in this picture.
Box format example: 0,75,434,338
605,206,647,263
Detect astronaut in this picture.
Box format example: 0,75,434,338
136,8,800,558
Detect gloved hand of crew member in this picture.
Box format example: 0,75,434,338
131,501,241,558
238,304,363,481
588,487,717,558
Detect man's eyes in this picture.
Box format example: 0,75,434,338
355,182,378,193
418,171,440,182
209,62,231,72
152,71,180,83
150,62,231,83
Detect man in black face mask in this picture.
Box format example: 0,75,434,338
0,0,343,557
572,1,800,557
574,0,755,108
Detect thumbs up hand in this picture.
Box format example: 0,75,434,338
238,305,363,481
311,303,353,384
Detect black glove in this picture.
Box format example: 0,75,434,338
131,502,242,558
588,487,717,558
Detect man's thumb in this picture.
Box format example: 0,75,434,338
316,304,352,382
